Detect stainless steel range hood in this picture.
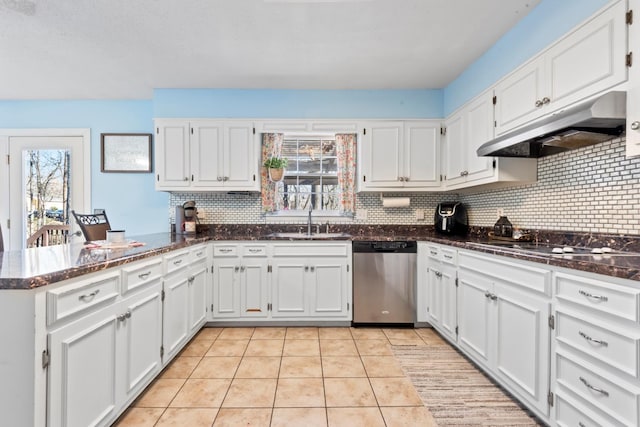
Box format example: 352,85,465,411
477,91,626,158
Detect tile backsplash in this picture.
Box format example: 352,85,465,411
170,137,640,235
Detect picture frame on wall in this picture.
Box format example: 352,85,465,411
100,133,152,173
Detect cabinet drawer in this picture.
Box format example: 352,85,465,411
556,390,621,427
425,245,457,265
191,245,208,262
556,309,640,378
164,250,190,274
122,258,163,294
272,243,349,257
242,245,268,257
459,250,550,295
47,272,120,324
213,245,238,257
556,351,640,427
555,272,640,322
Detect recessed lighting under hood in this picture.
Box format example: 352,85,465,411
477,91,626,158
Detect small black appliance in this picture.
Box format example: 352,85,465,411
434,202,468,235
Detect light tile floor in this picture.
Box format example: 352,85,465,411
114,327,438,427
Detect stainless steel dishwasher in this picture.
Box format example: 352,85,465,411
352,241,417,325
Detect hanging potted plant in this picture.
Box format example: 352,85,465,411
264,157,288,182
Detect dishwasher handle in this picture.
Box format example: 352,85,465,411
353,241,417,253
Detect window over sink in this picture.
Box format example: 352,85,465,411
262,132,356,218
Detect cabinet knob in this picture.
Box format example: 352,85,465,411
223,176,229,181
542,97,550,105
183,177,189,181
535,100,543,108
217,176,223,181
631,121,640,131
404,177,409,182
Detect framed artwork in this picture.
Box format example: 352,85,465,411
100,133,152,173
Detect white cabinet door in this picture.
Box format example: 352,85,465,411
309,258,350,318
162,271,190,362
494,57,545,136
426,264,442,327
464,93,496,183
48,309,118,427
403,121,441,188
439,263,458,341
443,111,465,186
546,0,627,111
155,121,190,189
191,121,224,188
225,122,259,191
271,260,308,317
360,122,404,188
457,268,492,368
240,259,269,318
188,258,208,332
494,281,550,415
121,285,163,402
627,0,640,156
212,260,240,318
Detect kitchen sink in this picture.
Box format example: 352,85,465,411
267,232,352,240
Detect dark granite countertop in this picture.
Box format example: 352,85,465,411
2,225,640,290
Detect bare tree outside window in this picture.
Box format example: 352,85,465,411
25,149,72,245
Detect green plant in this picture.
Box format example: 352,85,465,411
263,157,288,169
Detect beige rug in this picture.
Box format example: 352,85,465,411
392,329,543,427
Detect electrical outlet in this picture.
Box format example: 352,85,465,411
356,209,367,220
497,208,504,217
415,209,425,221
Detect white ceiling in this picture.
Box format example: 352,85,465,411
0,0,541,99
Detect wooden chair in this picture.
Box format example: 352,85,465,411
71,210,111,242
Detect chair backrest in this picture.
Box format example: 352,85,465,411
71,210,111,242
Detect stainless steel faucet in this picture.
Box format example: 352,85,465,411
307,204,313,236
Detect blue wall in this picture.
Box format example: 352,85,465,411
443,0,612,115
0,100,169,235
153,88,443,118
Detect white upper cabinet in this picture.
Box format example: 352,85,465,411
155,119,259,192
627,0,640,157
443,90,536,191
495,0,628,136
359,120,440,191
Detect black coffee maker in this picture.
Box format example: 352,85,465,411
434,202,469,235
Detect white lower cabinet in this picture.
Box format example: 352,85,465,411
162,245,210,362
47,281,162,427
210,242,352,321
270,243,351,320
422,244,457,342
552,270,640,427
212,243,269,318
457,250,552,419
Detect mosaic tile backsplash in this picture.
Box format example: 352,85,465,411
170,137,640,235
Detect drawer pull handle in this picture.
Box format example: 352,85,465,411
444,254,453,259
579,331,608,347
579,376,609,397
248,249,261,253
579,290,608,302
219,248,233,253
434,271,442,278
79,289,100,302
245,308,262,312
578,423,586,427
430,250,438,256
173,259,183,266
138,271,151,280
196,251,204,257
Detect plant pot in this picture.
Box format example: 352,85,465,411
268,167,285,182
